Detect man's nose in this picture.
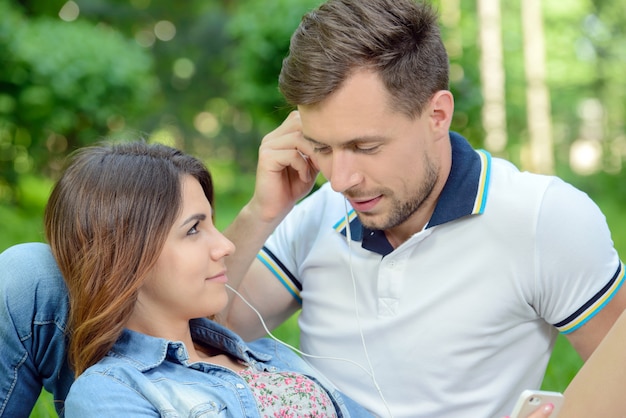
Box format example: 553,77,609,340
328,151,362,193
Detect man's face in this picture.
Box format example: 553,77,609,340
298,70,442,233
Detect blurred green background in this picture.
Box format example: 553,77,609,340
0,0,624,416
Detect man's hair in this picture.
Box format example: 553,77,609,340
44,141,213,377
279,0,449,117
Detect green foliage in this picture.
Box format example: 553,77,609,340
0,174,51,251
226,0,321,127
0,1,158,203
0,204,45,249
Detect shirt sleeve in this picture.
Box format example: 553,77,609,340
259,184,338,304
533,177,624,333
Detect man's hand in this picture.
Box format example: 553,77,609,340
250,111,319,223
221,111,315,338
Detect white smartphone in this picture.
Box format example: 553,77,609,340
509,389,564,418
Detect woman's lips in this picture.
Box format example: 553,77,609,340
206,272,228,283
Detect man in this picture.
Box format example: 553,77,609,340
0,1,624,417
221,0,626,417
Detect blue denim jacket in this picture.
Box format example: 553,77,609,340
0,243,73,417
65,318,373,418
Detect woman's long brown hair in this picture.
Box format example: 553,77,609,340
44,141,213,377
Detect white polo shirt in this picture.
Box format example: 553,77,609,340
257,132,624,418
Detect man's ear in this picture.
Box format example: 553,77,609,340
429,90,454,134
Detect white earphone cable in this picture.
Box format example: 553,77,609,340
226,283,374,375
226,283,393,418
343,199,392,417
224,198,393,417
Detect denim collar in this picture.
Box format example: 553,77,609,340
109,318,272,372
334,131,492,256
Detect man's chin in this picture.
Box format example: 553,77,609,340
355,212,388,231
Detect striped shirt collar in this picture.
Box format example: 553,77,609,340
334,131,492,255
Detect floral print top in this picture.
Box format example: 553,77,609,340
239,367,339,418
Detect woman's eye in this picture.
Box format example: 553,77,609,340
187,221,200,236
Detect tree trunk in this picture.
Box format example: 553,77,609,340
477,0,508,155
521,0,554,174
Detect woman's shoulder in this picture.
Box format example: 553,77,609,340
65,361,157,416
66,361,136,402
74,356,144,387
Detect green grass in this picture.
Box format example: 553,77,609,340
30,390,57,418
542,335,583,391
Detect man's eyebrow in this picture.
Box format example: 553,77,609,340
303,135,325,146
303,134,385,147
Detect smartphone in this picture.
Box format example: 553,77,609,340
509,389,564,418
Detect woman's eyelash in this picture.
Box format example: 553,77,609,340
188,221,200,235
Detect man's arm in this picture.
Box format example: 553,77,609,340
536,179,626,361
221,202,301,340
226,256,302,341
221,111,317,340
565,285,626,361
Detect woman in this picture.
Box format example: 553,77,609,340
44,141,372,417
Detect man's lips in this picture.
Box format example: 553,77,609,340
348,196,382,212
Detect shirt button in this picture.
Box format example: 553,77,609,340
177,347,184,356
236,383,245,389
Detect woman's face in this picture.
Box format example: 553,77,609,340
131,175,235,330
